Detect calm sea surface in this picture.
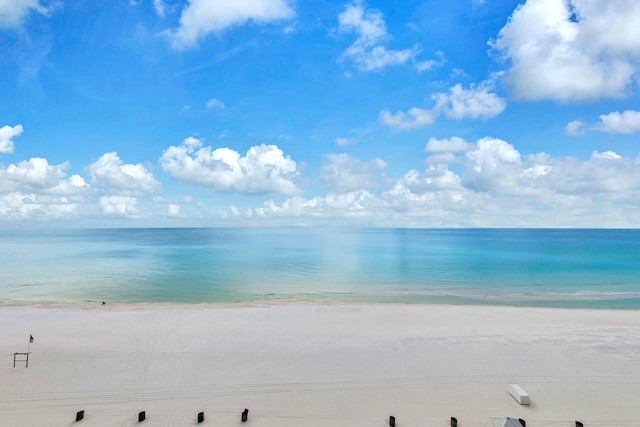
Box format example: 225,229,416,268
1,228,639,308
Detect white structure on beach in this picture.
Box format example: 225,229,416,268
508,384,530,405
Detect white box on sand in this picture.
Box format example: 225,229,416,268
509,384,530,405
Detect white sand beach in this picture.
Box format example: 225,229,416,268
1,302,639,426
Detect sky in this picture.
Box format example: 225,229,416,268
1,0,640,228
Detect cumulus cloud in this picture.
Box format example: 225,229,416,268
566,110,640,135
433,78,506,120
380,78,506,130
531,150,640,197
388,166,465,195
0,193,81,220
464,137,524,193
0,157,89,195
47,174,90,196
338,1,418,71
591,150,621,161
424,152,461,165
320,153,387,193
167,203,180,217
252,170,479,227
0,124,23,154
0,152,164,221
335,137,357,147
255,190,384,221
424,136,475,164
415,51,446,72
251,140,640,227
565,120,587,136
0,157,63,189
152,0,166,17
0,0,60,29
99,195,140,218
425,136,475,153
206,98,225,109
221,204,255,219
159,137,301,195
87,152,160,195
461,139,640,200
165,0,295,50
594,110,640,134
0,156,90,220
492,0,640,101
379,107,439,130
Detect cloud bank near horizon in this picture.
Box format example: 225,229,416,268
2,126,640,227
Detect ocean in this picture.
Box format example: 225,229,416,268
1,228,639,308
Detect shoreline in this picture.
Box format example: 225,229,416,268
2,302,639,426
2,297,640,311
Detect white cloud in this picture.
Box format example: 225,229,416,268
87,152,160,196
0,157,91,220
0,156,90,220
425,137,475,165
152,0,165,17
0,0,60,29
379,107,438,130
0,157,89,196
159,137,301,195
168,203,180,217
0,124,23,154
460,139,640,200
152,198,184,218
388,166,465,194
206,98,225,109
47,173,90,196
531,150,640,196
255,190,384,221
565,120,587,136
433,78,506,120
335,137,358,147
425,153,461,165
591,150,621,161
415,51,445,72
566,110,640,135
492,0,640,101
338,1,418,71
320,153,387,192
99,195,140,218
464,137,523,193
380,77,505,129
425,136,474,153
165,0,295,50
0,193,81,220
252,144,640,227
594,110,640,134
348,45,418,72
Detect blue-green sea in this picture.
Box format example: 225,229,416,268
1,228,639,308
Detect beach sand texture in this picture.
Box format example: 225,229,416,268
1,303,639,426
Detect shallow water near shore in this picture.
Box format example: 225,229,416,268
1,228,639,308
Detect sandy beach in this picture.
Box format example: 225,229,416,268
1,302,639,426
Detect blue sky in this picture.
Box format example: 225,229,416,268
1,0,640,227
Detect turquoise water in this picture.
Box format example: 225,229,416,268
1,228,639,308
